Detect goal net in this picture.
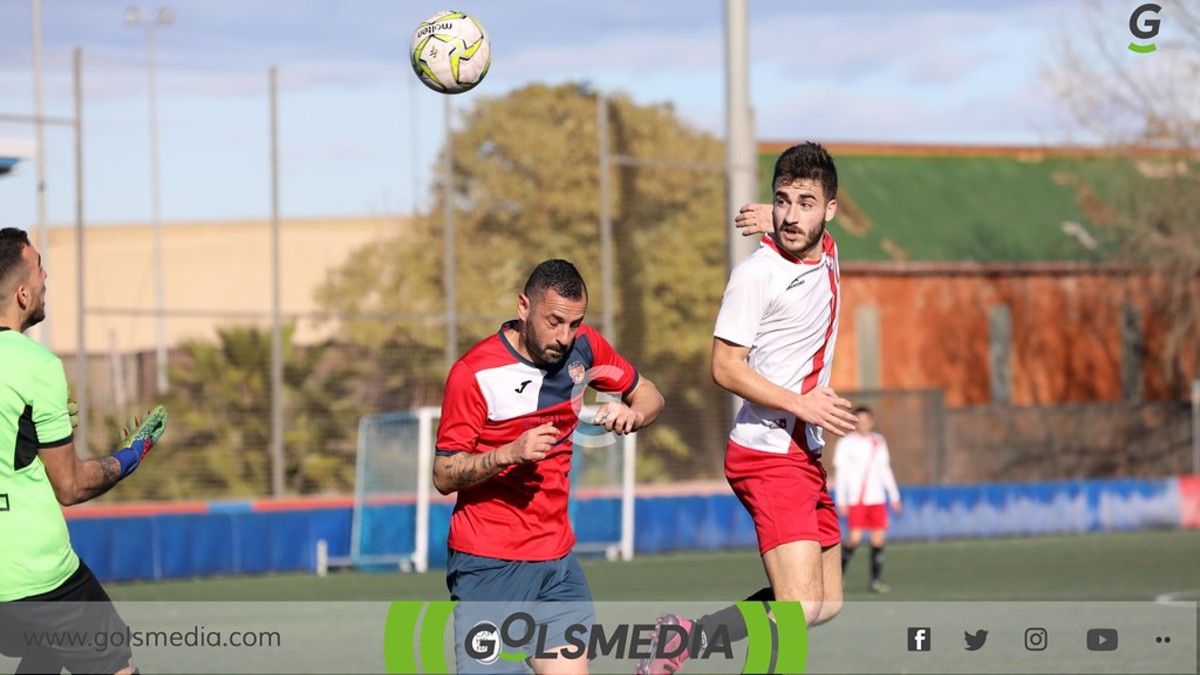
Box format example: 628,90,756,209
343,406,635,572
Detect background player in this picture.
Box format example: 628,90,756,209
833,405,902,593
434,258,664,674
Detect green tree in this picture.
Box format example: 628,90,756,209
320,83,732,480
99,326,362,500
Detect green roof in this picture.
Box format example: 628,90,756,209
757,146,1127,262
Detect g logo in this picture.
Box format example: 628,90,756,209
464,621,501,664
1128,3,1161,53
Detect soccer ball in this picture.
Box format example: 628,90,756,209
410,10,491,94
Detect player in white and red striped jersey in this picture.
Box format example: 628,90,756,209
638,142,857,675
833,405,902,593
435,259,664,675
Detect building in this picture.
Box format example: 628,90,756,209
757,142,1198,405
41,215,409,406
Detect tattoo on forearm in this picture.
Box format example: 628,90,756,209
100,456,121,486
448,451,500,489
76,456,124,501
453,457,479,487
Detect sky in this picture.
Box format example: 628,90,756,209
0,0,1148,228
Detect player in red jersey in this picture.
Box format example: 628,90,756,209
435,258,664,674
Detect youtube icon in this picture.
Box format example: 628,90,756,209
1087,628,1119,652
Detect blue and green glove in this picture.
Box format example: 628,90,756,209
112,406,168,478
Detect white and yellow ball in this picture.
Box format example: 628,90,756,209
410,10,491,94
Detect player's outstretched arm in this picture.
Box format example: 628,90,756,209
432,423,558,495
733,203,773,237
39,406,168,506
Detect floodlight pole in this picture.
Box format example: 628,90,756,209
443,96,458,370
31,0,52,348
725,0,758,266
269,66,284,499
125,6,172,394
597,92,615,344
73,48,88,458
725,0,757,418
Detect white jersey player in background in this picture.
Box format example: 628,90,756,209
833,405,902,593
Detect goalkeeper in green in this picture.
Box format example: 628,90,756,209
0,227,167,675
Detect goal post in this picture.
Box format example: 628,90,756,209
341,410,435,572
339,407,635,573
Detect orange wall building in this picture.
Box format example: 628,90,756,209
831,262,1198,406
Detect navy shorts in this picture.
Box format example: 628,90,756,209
0,560,133,674
447,550,595,673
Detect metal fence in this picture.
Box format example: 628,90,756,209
946,400,1195,483
66,326,1198,503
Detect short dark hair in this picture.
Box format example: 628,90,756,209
523,259,587,302
853,405,873,416
772,142,838,200
0,228,32,291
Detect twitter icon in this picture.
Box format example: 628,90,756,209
964,630,988,651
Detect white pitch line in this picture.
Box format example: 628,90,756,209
1155,589,1200,608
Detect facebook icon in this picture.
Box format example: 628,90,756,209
908,627,932,652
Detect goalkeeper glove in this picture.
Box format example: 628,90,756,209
67,386,79,429
111,405,168,478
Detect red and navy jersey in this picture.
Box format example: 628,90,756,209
437,321,639,561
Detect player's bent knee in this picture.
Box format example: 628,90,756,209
800,599,823,627
813,598,843,626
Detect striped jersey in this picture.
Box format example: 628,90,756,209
833,431,901,506
713,231,841,455
436,321,639,561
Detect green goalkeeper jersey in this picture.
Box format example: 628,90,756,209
0,328,79,601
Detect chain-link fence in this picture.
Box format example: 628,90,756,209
67,320,1197,503
946,400,1194,483
831,390,1194,486
43,84,1198,503
67,313,465,501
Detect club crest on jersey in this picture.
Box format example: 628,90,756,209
568,361,586,384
